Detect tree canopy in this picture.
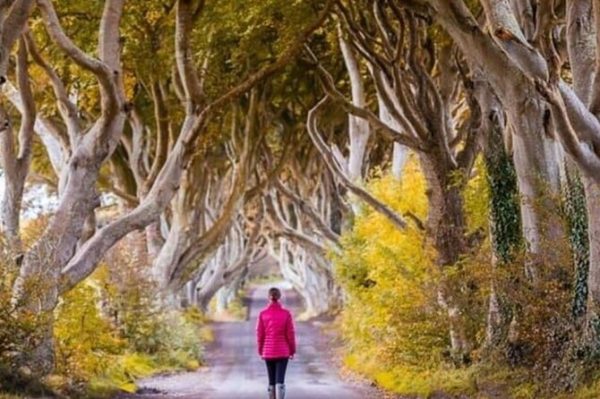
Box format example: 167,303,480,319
3,0,600,397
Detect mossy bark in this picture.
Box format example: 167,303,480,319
479,87,522,350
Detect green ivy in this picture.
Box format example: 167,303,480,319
483,128,521,264
563,167,590,320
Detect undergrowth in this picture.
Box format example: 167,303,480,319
0,225,211,399
334,159,600,398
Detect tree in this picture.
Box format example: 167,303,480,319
391,0,600,347
0,39,34,251
307,1,483,359
1,0,333,375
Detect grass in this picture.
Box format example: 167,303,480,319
356,360,477,398
342,353,600,398
345,360,600,399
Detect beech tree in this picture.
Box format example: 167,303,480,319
7,1,600,395
392,0,600,346
265,159,343,317
0,0,332,375
306,1,484,359
0,39,34,251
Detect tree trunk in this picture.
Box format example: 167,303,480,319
392,142,408,180
563,165,590,321
339,30,369,184
562,2,600,334
508,95,565,279
196,247,227,312
0,175,24,248
0,41,36,252
145,220,164,259
12,154,108,373
427,0,567,277
584,177,600,329
479,86,522,348
420,154,470,359
215,286,229,314
151,213,192,289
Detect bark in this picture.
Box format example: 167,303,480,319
584,177,600,324
423,0,566,279
510,95,564,279
566,0,596,105
0,0,34,80
392,142,408,180
589,0,600,115
476,82,522,348
0,105,23,246
564,5,595,324
420,155,467,266
420,153,471,358
338,29,370,185
0,39,36,251
145,220,165,259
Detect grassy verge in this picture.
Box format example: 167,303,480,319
343,355,600,399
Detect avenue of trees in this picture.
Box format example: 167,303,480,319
2,0,600,397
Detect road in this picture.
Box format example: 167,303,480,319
120,284,376,399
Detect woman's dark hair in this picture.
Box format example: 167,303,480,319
268,287,281,301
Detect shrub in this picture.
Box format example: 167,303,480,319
334,162,450,373
0,240,46,394
333,157,598,397
333,159,490,396
49,239,208,397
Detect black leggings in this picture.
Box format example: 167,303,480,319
265,358,288,385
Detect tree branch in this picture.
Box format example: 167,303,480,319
24,32,81,144
0,0,34,80
307,96,408,230
274,179,341,247
589,0,600,115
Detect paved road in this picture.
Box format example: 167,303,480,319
121,284,374,399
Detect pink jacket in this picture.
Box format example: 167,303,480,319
256,301,296,359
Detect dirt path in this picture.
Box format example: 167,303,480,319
118,284,377,399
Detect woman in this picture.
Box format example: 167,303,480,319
256,287,296,399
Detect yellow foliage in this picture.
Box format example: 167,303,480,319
464,159,491,234
372,365,476,397
334,158,490,397
54,282,125,381
572,377,600,399
334,160,445,370
51,260,208,397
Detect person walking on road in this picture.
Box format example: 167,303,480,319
256,287,296,399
